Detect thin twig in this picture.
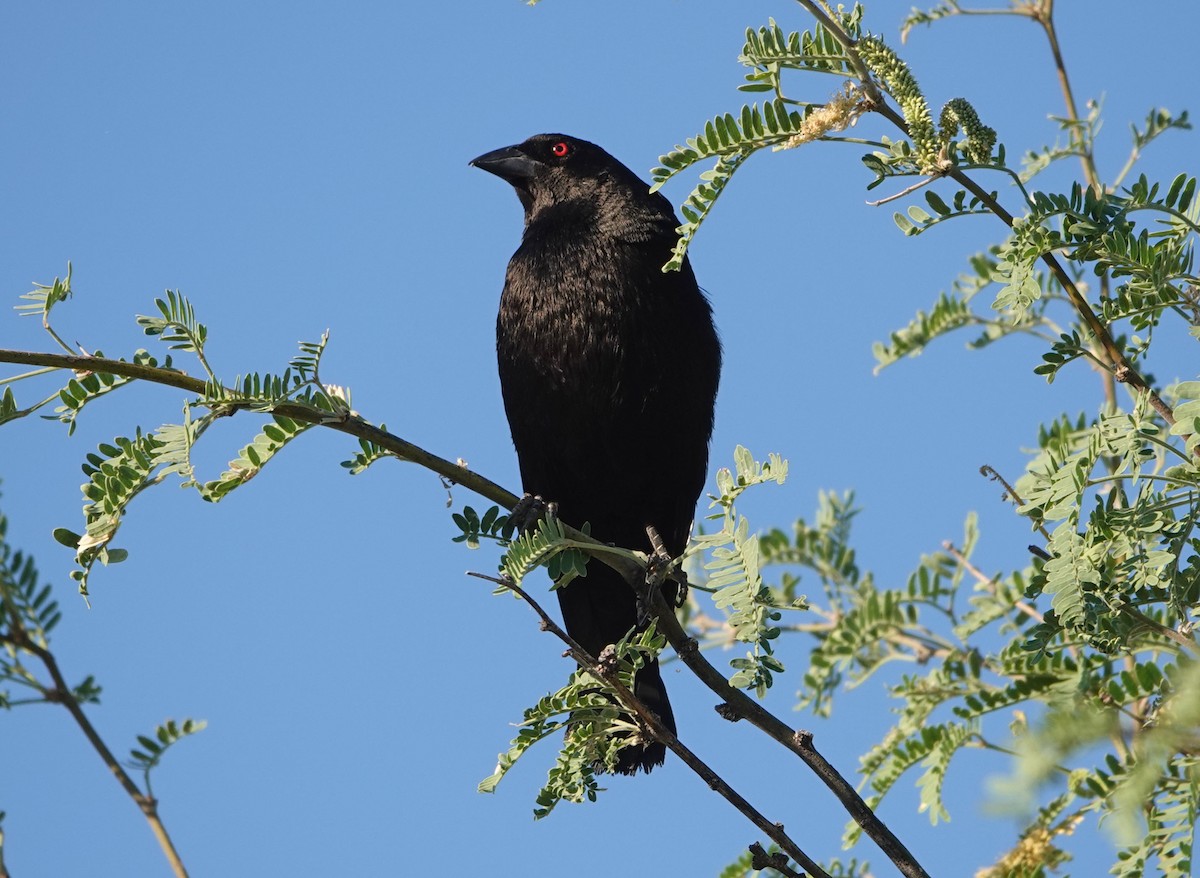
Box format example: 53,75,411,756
1,613,189,878
942,540,1046,626
979,465,1052,542
470,572,830,878
0,366,59,387
865,175,937,206
1029,0,1122,430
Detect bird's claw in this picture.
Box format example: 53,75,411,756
509,492,558,534
672,571,689,609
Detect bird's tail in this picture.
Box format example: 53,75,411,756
610,657,676,775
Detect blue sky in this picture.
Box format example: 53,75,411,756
2,2,1197,876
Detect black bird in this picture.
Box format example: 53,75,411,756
471,133,721,774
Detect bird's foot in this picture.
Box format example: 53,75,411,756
509,492,558,534
671,570,690,609
638,525,679,626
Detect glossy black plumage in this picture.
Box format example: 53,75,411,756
472,133,721,774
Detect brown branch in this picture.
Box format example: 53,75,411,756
751,841,805,878
4,330,910,874
649,526,924,874
1,613,189,878
1,347,916,873
471,572,830,878
639,586,932,878
0,348,521,511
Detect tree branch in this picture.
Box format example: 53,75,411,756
791,0,1176,428
1,612,189,878
640,586,932,878
476,572,830,878
0,347,521,510
751,841,805,878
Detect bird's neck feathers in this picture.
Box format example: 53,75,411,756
522,177,674,246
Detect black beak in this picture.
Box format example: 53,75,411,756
470,145,540,184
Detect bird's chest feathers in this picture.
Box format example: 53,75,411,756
500,230,651,394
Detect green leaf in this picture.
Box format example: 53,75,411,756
15,262,74,320
52,528,81,548
198,415,314,502
925,190,951,215
126,718,208,782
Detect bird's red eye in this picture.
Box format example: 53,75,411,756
551,141,571,158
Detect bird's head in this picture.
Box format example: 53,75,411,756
471,133,656,222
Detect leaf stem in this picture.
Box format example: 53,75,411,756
0,367,60,387
475,572,831,878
